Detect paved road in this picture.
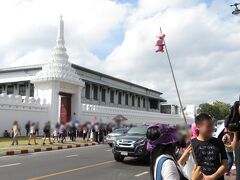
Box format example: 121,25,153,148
0,145,150,180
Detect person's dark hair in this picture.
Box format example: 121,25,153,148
149,144,176,180
195,113,212,125
146,127,160,141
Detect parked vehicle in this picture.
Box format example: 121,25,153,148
213,120,225,138
106,128,128,147
112,126,149,162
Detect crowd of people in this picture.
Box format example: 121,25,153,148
8,120,118,146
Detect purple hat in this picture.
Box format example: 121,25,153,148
146,123,179,152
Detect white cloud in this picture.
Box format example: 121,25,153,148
0,0,240,105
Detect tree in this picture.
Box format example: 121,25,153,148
197,101,231,121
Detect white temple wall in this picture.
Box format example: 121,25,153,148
33,81,61,127
0,93,48,136
0,93,194,136
81,103,194,125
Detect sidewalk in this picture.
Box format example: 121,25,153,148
225,167,236,180
0,137,102,156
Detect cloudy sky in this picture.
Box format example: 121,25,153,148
0,0,239,105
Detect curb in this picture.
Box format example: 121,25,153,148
0,142,103,157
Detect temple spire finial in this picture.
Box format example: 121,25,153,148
51,15,69,62
57,15,64,42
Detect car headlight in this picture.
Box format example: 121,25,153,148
112,140,117,146
136,139,146,145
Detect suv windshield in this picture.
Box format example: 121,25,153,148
113,129,127,134
126,127,148,136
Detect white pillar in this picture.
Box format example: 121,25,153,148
72,85,84,121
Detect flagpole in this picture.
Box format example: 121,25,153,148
159,27,188,125
159,27,198,164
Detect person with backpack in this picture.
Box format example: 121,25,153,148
146,123,203,180
42,121,52,145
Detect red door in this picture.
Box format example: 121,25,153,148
60,92,72,124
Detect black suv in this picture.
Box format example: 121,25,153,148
112,126,149,162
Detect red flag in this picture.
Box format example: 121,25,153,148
155,34,165,53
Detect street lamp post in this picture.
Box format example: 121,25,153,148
231,3,240,16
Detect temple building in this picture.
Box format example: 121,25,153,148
0,17,193,133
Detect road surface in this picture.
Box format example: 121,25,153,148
0,144,150,180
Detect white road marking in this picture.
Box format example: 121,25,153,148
66,154,79,158
0,163,21,168
134,171,149,177
106,149,112,152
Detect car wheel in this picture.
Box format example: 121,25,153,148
114,154,125,162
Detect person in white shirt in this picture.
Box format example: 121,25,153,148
53,123,60,143
146,123,203,180
28,122,38,145
11,121,20,145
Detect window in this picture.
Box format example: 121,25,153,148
160,105,171,114
132,96,135,106
110,91,114,103
7,85,14,95
85,83,90,99
101,89,106,102
0,86,2,94
19,84,26,96
143,98,146,108
149,98,158,109
93,85,98,100
125,94,128,105
30,83,34,97
118,92,122,104
138,97,141,107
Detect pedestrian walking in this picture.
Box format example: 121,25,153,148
83,126,87,141
99,124,105,143
86,123,91,141
59,123,66,143
146,123,203,180
94,123,99,142
90,125,95,142
28,122,38,145
53,123,60,143
42,121,52,145
11,121,20,146
35,122,39,137
70,125,77,141
222,128,234,176
192,113,227,180
25,121,30,136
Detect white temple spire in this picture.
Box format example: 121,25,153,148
32,16,83,86
57,15,64,45
51,15,69,62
